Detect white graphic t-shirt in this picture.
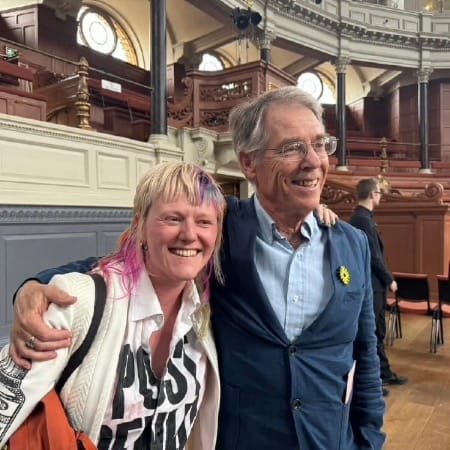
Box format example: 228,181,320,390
98,279,207,450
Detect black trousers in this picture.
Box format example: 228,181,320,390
373,289,393,380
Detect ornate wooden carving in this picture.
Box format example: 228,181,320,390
322,178,444,207
199,80,252,102
167,77,193,126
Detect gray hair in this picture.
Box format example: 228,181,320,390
228,86,324,161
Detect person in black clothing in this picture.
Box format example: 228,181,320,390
350,178,408,397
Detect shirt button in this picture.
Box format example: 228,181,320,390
289,345,297,356
292,399,302,410
293,295,300,303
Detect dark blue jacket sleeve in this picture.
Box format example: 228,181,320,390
12,256,101,303
35,256,101,284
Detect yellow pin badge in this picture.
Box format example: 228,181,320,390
337,266,351,286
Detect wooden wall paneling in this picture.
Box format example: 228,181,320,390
0,207,132,347
347,98,364,132
418,214,445,296
323,180,450,301
0,96,7,113
0,88,46,120
11,94,46,120
377,210,416,274
364,97,387,136
37,5,78,60
0,7,38,47
428,80,441,161
388,88,400,140
399,84,419,146
443,215,450,277
372,204,449,299
439,82,450,162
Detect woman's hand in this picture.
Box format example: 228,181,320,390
317,204,338,227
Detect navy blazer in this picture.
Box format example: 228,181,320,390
349,205,394,292
211,197,386,450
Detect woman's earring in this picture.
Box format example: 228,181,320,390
141,242,148,252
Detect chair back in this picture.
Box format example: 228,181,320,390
393,272,431,314
437,276,450,307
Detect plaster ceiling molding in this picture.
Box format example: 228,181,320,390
349,28,419,50
43,0,82,19
420,35,450,50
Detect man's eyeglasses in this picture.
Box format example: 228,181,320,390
269,136,338,160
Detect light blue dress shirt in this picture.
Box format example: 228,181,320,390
254,195,333,341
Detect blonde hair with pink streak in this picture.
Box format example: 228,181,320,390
97,162,226,301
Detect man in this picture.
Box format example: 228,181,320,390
349,178,408,397
9,87,385,449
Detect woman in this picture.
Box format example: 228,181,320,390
0,162,226,449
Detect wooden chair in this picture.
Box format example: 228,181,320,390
432,276,450,353
386,272,432,348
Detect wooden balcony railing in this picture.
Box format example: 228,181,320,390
0,55,46,120
0,41,447,178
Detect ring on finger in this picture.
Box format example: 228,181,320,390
25,335,36,350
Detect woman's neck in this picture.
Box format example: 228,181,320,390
150,277,186,308
148,277,185,378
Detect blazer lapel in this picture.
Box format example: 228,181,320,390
227,196,287,341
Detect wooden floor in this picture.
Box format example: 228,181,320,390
383,313,450,449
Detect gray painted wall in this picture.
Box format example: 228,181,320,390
0,206,132,346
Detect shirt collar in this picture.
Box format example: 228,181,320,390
129,271,201,323
254,194,315,244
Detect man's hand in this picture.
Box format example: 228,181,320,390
9,280,77,369
317,204,338,227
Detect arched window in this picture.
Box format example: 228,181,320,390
199,53,224,71
297,71,335,104
77,6,137,65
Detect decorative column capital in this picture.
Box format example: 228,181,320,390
417,67,433,83
255,29,276,50
334,57,351,74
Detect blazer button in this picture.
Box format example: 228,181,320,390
289,345,297,356
292,399,302,410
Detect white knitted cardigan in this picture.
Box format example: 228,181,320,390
0,271,220,449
